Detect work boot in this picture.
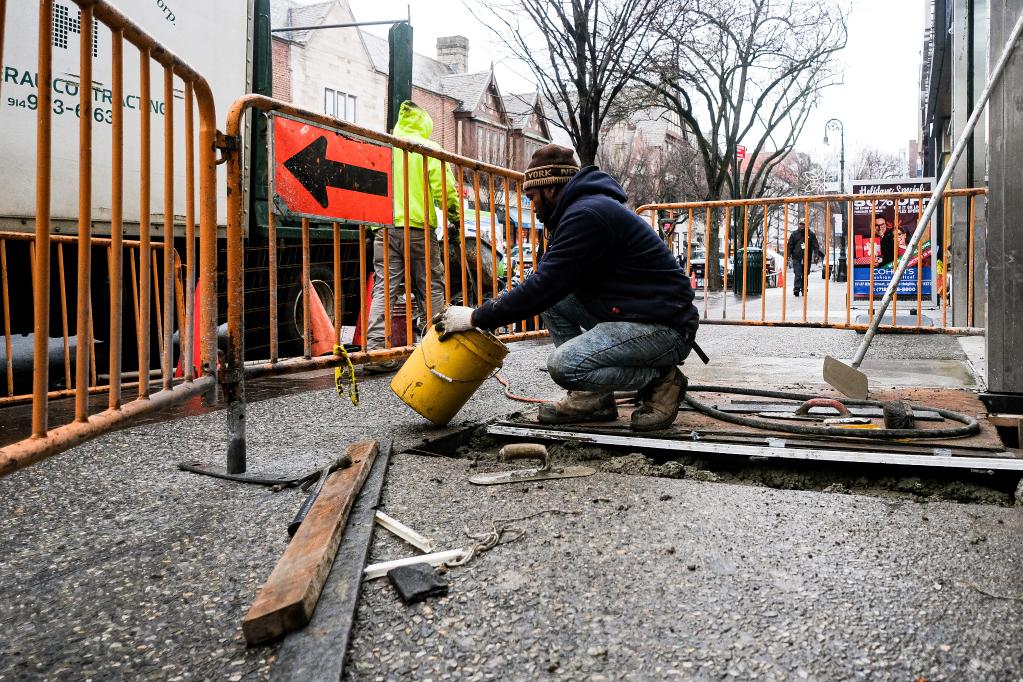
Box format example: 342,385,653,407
537,391,618,425
362,359,402,374
631,367,688,432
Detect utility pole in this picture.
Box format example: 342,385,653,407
733,144,746,287
387,22,414,132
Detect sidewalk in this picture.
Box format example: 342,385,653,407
1,326,1019,680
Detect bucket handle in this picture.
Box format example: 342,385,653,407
422,336,501,384
429,367,455,383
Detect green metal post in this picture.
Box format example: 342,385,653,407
387,21,413,132
250,0,272,222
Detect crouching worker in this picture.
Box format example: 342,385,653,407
432,145,700,432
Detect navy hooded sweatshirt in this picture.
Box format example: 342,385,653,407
472,166,699,332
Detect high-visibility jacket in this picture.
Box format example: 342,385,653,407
389,101,461,230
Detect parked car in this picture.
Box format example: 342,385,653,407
687,247,782,289
507,243,537,276
688,249,726,288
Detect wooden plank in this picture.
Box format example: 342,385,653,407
272,439,392,680
988,414,1023,429
243,439,379,646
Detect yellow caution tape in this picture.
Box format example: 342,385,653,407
334,344,359,406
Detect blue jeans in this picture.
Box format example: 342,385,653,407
541,294,696,392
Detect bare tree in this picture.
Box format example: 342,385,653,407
596,124,706,207
656,142,707,205
642,0,847,286
465,0,683,165
850,147,905,181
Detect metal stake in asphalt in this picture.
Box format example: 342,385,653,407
824,7,1023,399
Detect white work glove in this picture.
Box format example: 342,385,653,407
431,306,476,340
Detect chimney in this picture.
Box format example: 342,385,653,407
436,36,469,74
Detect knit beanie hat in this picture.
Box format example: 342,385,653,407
522,144,580,190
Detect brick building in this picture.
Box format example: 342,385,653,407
269,0,550,171
270,1,387,128
503,92,551,172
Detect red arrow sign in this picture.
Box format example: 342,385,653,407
272,115,393,225
736,144,746,160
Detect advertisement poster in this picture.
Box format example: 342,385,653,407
851,178,935,303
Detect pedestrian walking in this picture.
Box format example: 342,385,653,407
364,101,461,372
787,221,823,297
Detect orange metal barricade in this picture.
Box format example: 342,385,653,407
637,190,987,335
0,0,219,477
0,233,181,406
219,95,547,472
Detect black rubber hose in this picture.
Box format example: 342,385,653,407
684,384,980,440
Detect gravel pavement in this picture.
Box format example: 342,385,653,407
0,326,1017,681
0,340,559,681
345,453,1023,681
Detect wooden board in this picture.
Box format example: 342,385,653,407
271,439,393,679
243,439,379,646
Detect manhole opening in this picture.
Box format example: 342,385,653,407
408,424,1021,507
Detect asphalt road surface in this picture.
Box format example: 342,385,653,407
1,326,1019,680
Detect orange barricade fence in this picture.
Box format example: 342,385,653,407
637,190,987,335
220,96,548,472
0,0,219,477
7,8,987,479
0,233,185,405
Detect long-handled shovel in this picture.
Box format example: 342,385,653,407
824,9,1023,399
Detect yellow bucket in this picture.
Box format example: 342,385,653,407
390,326,509,425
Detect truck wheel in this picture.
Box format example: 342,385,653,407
280,266,335,356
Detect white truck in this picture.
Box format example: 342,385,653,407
2,0,252,231
0,0,260,390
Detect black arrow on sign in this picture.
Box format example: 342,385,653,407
283,135,389,208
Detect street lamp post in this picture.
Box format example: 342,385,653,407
824,118,845,280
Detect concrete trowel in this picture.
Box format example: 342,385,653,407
468,443,595,486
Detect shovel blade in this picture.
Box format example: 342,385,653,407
823,355,868,400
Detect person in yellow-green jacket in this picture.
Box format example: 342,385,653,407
364,101,461,372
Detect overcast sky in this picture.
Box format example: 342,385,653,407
348,0,926,170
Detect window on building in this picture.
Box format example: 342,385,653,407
324,88,357,123
473,125,510,165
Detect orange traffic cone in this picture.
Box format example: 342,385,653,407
690,273,697,290
309,285,336,356
777,269,785,289
352,272,374,347
176,278,214,378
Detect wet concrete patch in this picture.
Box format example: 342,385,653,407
416,427,1021,507
345,452,1023,680
687,356,978,390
